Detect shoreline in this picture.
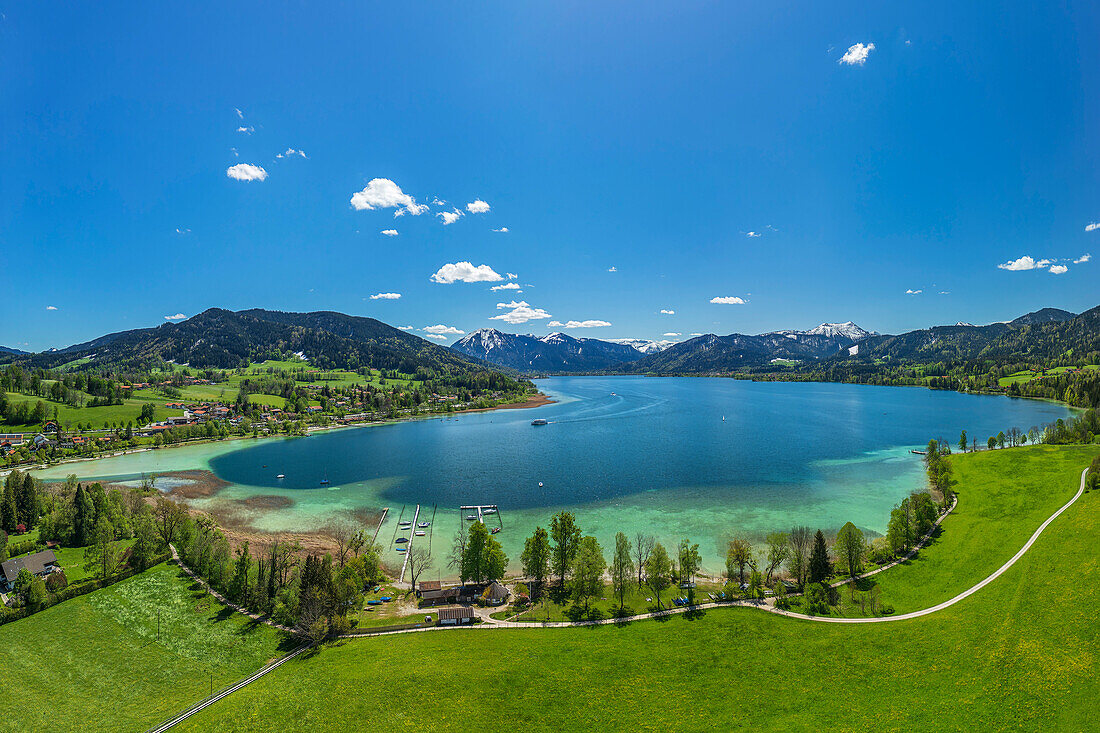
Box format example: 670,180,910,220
6,390,554,479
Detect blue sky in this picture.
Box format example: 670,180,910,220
2,1,1098,351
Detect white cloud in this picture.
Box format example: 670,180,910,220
370,292,402,300
431,262,504,284
506,272,518,279
997,256,1048,271
431,197,446,206
466,199,491,214
690,332,704,336
164,313,187,320
438,209,463,225
489,301,552,325
350,178,429,216
1074,253,1091,264
547,321,563,328
710,296,747,305
46,305,58,311
1049,265,1068,274
608,266,618,272
560,320,612,328
276,148,308,159
839,42,875,66
663,332,681,337
423,334,450,341
234,108,244,119
905,289,923,295
397,325,414,330
230,147,239,158
1085,223,1099,232
939,291,950,295
380,229,399,237
491,283,522,291
745,231,761,238
236,126,255,135
493,227,509,233
226,163,268,182
175,227,190,235
660,309,675,315
423,324,464,335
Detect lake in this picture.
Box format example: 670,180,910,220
33,377,1074,573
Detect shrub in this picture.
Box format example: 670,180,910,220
805,583,828,615
45,570,68,592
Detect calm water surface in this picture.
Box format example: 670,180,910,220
35,377,1073,573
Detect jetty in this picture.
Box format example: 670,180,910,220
460,504,504,531
371,507,389,544
398,504,421,582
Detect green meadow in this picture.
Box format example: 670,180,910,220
0,563,291,732
173,446,1100,731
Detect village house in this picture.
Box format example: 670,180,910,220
1,550,60,593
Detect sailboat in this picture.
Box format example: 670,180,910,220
320,469,330,486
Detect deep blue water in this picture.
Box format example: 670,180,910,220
208,376,1073,512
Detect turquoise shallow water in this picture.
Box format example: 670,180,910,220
33,377,1072,574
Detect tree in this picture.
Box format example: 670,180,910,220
632,533,654,588
987,436,997,451
678,539,701,602
610,532,635,611
645,542,672,609
763,531,789,585
153,495,187,550
550,511,581,588
834,522,866,580
787,526,812,590
808,530,831,584
406,545,432,592
447,522,468,574
726,537,753,586
520,526,551,598
886,497,914,555
461,522,507,584
958,430,968,453
746,569,765,601
327,522,363,567
129,511,160,572
83,516,119,580
570,536,606,615
229,541,253,602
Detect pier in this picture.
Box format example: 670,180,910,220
459,504,504,531
398,504,421,582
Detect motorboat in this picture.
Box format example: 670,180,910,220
490,527,501,534
414,530,426,536
417,522,430,528
395,537,409,543
483,508,496,515
531,418,548,426
465,514,478,520
276,474,285,479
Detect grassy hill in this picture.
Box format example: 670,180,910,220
0,563,291,732
172,445,1100,731
0,308,493,375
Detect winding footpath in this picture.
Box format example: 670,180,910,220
147,466,1092,731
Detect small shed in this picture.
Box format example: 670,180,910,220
437,605,475,626
420,582,460,605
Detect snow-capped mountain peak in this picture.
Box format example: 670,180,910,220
804,321,875,340
607,338,675,354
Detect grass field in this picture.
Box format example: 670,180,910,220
997,364,1099,386
809,445,1100,617
176,446,1100,731
0,390,182,431
0,562,291,732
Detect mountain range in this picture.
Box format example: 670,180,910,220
451,322,878,373
0,346,27,356
0,308,494,375
451,329,649,371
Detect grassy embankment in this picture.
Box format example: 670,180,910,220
998,364,1099,386
0,562,291,732
797,444,1100,617
175,445,1100,731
